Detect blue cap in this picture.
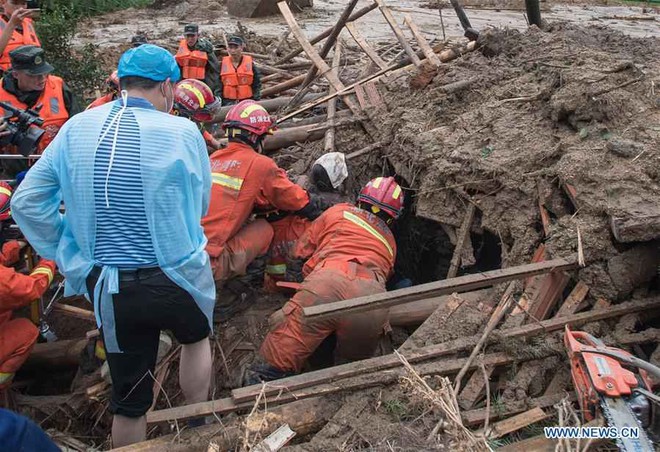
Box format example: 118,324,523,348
117,44,181,82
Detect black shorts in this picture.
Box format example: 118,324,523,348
86,267,210,418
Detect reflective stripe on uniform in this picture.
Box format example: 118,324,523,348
372,177,383,188
265,264,286,275
239,103,267,118
343,211,393,257
0,372,14,385
0,186,11,197
392,185,402,199
30,266,54,283
212,172,244,191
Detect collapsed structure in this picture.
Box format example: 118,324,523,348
6,0,660,450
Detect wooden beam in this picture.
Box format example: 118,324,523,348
23,338,87,370
345,22,389,71
324,41,341,153
149,353,515,424
403,14,442,67
447,202,476,278
303,258,578,320
487,407,549,438
374,0,421,67
275,2,379,65
286,0,359,107
52,303,95,322
278,2,376,138
229,297,660,407
527,271,570,321
346,140,386,160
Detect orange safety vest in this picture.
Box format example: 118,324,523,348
175,39,208,80
0,75,69,153
221,55,254,101
0,17,40,71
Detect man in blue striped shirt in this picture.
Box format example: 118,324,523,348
11,45,215,447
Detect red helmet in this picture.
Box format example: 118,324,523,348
357,177,404,219
0,182,12,221
222,100,275,141
106,71,119,92
174,79,220,122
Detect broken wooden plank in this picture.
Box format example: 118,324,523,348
230,297,660,407
562,182,579,209
527,271,570,321
52,303,95,322
539,202,551,237
463,392,572,426
403,14,442,67
275,3,379,65
458,366,493,410
303,257,578,319
345,22,389,71
278,2,376,138
447,202,476,278
556,281,590,317
354,83,369,109
374,0,422,67
363,81,385,110
610,213,660,243
252,424,296,452
487,407,549,439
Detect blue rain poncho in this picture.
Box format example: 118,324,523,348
11,98,215,350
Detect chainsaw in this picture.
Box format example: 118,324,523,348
564,326,660,451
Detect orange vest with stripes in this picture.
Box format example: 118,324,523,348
0,75,69,153
220,55,253,101
0,17,40,71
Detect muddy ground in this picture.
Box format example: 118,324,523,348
8,0,660,449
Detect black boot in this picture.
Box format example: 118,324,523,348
213,278,257,322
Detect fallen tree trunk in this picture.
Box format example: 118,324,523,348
210,93,322,124
115,397,341,452
278,109,350,129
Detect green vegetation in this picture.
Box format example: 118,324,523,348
40,0,154,17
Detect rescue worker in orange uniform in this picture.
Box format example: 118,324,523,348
245,176,404,384
202,99,328,319
0,45,79,176
0,0,40,74
175,24,220,97
172,78,222,151
264,152,349,292
86,71,119,110
219,36,261,106
0,181,56,390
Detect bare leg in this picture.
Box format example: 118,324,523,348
112,414,146,448
179,337,212,404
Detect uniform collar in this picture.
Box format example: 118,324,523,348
115,96,156,110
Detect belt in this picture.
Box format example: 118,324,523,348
89,266,163,283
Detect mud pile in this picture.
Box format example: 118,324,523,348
372,22,660,300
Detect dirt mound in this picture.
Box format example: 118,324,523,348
373,22,660,299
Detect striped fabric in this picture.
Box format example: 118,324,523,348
93,100,157,268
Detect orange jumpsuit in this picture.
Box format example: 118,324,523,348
0,242,55,389
202,141,309,284
260,203,396,373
